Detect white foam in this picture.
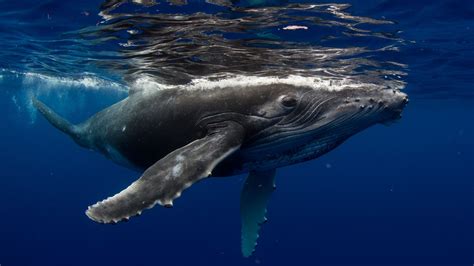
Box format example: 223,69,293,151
21,72,127,91
0,69,128,91
0,69,128,124
131,74,383,93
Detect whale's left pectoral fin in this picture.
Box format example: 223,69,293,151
240,169,276,257
86,121,245,224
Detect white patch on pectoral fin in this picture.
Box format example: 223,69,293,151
240,169,276,257
86,121,245,224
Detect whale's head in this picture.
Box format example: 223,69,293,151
243,85,408,169
281,87,409,135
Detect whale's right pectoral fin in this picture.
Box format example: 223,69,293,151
86,121,245,224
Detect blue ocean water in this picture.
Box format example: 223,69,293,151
0,1,473,266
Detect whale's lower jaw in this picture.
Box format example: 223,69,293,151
231,134,347,174
213,130,350,176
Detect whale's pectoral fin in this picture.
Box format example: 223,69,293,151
240,169,276,257
86,121,245,224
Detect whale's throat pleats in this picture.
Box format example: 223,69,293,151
86,121,245,223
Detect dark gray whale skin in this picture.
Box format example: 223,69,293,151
34,83,407,257
81,84,300,173
51,84,406,174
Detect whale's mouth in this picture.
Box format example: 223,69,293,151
379,90,409,124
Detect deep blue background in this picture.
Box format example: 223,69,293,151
1,88,472,266
1,0,473,265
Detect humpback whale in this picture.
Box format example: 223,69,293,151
34,83,407,257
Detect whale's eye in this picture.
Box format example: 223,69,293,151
280,95,298,108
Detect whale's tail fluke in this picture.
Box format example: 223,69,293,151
33,98,87,147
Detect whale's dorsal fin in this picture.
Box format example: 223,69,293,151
240,169,276,257
86,121,245,223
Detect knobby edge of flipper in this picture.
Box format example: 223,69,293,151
85,121,246,224
240,169,276,257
